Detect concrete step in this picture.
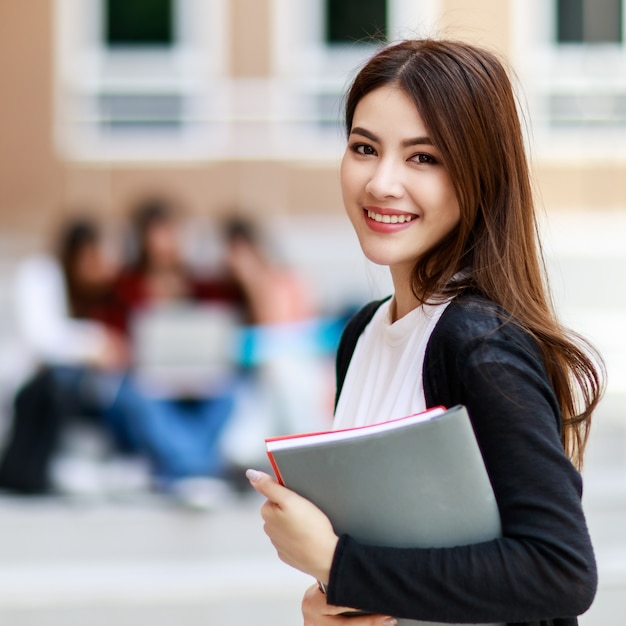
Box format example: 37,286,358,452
0,494,310,626
0,488,624,626
0,558,309,626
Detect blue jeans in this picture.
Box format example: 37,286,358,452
105,376,235,486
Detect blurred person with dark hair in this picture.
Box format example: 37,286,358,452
0,216,137,496
106,197,247,509
112,198,195,328
218,216,334,473
112,198,245,332
223,216,315,326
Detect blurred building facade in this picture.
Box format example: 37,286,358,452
0,0,625,238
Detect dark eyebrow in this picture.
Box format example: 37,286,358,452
350,126,434,148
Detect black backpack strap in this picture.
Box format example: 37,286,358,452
334,297,390,411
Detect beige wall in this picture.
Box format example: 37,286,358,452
59,162,342,223
537,164,626,211
0,0,64,232
439,0,510,55
0,0,624,243
229,0,272,77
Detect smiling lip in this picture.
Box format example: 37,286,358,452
364,207,418,232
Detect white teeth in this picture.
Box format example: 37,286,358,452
367,209,414,224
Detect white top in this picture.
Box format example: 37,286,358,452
333,297,452,430
13,255,108,365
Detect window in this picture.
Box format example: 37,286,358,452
54,0,227,161
325,0,387,44
556,0,622,44
511,0,626,157
102,0,181,133
551,0,625,127
106,0,175,47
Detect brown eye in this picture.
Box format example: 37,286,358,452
411,153,438,165
353,144,376,156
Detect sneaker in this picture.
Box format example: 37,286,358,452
168,477,235,512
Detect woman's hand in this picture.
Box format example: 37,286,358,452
246,469,339,584
92,328,130,371
302,583,397,626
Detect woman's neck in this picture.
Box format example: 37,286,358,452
389,282,422,323
390,293,421,322
389,265,422,322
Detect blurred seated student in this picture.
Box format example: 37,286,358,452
223,217,316,326
218,217,335,472
0,217,134,495
108,198,246,507
111,198,244,333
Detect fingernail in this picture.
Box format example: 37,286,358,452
246,469,262,482
383,618,398,626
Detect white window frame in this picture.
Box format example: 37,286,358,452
54,0,229,162
511,0,626,162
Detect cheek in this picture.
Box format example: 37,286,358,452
434,201,460,242
422,176,460,225
339,156,350,196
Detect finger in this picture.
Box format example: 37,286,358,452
246,468,292,503
260,498,282,526
302,584,368,618
303,585,397,625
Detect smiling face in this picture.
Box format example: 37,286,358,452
341,84,461,289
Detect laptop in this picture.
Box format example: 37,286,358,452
131,302,240,398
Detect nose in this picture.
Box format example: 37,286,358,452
365,159,404,199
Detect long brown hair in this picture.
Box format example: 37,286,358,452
344,39,604,468
57,218,106,319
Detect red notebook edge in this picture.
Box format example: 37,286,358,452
266,450,286,485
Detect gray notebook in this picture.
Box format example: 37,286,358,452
266,405,503,626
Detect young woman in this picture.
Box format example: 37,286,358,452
246,39,604,626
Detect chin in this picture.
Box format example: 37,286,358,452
360,245,404,268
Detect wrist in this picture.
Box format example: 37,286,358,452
313,534,338,586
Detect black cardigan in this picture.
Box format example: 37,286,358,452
328,294,597,626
